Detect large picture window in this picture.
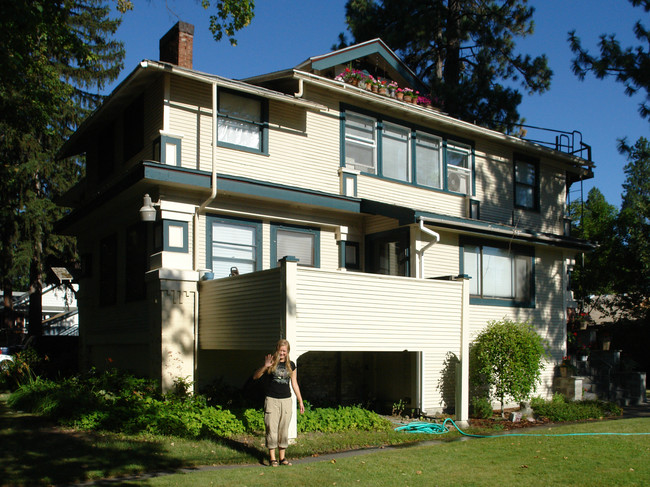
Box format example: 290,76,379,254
462,240,534,306
342,108,472,194
218,90,267,153
514,155,539,210
208,216,262,278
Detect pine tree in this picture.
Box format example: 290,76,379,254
339,0,552,130
569,0,650,121
0,0,124,338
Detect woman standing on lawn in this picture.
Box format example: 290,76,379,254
252,339,305,466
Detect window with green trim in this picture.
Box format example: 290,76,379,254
342,108,472,194
208,216,262,278
271,224,320,268
462,240,534,306
217,90,268,153
514,155,539,210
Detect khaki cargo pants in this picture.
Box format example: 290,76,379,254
264,396,293,449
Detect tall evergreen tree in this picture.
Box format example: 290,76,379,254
0,0,124,338
568,188,622,314
569,0,650,121
616,137,650,319
339,0,552,130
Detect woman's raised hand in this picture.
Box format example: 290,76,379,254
264,353,273,368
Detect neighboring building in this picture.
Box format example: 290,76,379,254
57,22,594,421
1,284,79,342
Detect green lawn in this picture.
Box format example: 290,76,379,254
2,392,649,486
135,419,650,487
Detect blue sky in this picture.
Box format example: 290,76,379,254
108,0,648,208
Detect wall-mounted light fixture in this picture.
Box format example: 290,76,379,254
139,193,161,222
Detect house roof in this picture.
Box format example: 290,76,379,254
58,60,326,160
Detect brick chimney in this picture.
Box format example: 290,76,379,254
159,21,194,69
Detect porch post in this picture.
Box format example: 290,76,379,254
455,275,470,426
335,226,349,271
279,256,300,441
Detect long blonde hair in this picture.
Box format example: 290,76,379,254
268,339,293,376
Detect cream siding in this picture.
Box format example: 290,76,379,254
199,268,284,350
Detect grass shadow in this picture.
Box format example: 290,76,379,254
0,399,185,486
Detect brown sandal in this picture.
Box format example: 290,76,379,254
279,458,292,466
270,460,279,467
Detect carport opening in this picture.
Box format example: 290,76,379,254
297,350,419,415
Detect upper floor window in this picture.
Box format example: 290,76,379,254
342,108,472,195
218,90,268,153
514,155,539,210
462,239,534,307
123,94,144,161
415,133,442,189
446,143,472,194
344,112,377,174
382,122,411,182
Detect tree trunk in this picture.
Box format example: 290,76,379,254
28,252,43,338
443,0,462,117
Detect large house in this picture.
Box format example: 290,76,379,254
57,22,594,422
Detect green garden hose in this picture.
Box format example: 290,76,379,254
395,418,650,437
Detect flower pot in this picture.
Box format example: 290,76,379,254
396,92,404,100
371,85,379,93
358,81,367,90
560,366,569,378
379,87,387,95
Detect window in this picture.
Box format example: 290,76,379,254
446,143,472,194
462,240,534,306
208,216,262,278
99,234,118,306
271,224,320,268
345,241,360,270
125,223,147,301
342,108,472,194
382,122,410,182
123,94,144,161
514,155,539,209
344,112,376,174
218,90,268,153
415,133,442,189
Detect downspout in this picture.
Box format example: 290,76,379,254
417,218,440,279
193,81,218,271
192,81,218,391
294,77,304,98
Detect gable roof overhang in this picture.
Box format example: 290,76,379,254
360,200,595,252
58,60,326,160
295,38,428,94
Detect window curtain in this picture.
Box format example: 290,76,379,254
211,222,257,277
218,92,262,149
277,230,314,266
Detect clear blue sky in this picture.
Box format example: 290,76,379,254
108,0,648,208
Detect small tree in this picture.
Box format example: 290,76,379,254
471,318,548,416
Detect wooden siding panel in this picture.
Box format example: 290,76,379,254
293,268,464,412
198,268,283,350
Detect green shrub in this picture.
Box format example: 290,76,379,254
471,318,548,414
470,396,493,419
0,348,43,391
531,393,623,422
298,405,391,433
242,408,264,432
